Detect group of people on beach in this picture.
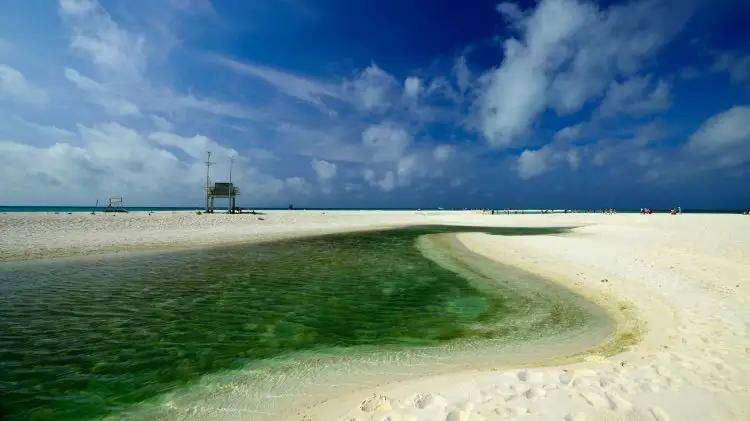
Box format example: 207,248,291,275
640,207,682,215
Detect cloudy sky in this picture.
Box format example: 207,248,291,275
0,0,748,208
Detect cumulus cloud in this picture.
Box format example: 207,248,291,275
403,76,422,99
285,176,311,195
517,144,581,179
361,123,411,162
344,63,398,112
0,121,287,205
311,158,337,181
396,154,427,184
496,2,526,25
517,148,551,179
0,64,49,104
597,75,671,118
476,0,693,147
687,105,750,168
362,168,397,192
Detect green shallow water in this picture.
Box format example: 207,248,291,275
0,226,606,420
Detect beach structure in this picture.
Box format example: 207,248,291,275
104,196,128,213
206,182,240,213
204,151,241,213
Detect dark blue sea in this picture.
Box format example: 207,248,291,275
0,206,744,213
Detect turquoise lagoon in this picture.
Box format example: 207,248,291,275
0,226,612,420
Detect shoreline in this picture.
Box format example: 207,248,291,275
114,229,619,420
2,211,748,419
306,215,749,420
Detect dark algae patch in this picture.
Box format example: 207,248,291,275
0,225,607,420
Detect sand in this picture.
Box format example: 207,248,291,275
2,211,748,420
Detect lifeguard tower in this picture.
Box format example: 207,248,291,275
204,152,241,213
104,196,128,213
206,182,240,213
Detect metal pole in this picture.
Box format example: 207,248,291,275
205,151,213,212
228,156,234,213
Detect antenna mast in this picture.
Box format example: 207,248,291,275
228,156,234,213
204,151,214,212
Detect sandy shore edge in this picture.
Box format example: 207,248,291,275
299,215,749,420
2,211,748,420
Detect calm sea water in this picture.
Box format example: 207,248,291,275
0,226,603,420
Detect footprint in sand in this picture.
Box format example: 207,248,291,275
412,392,447,410
524,386,546,399
445,410,469,421
578,391,609,408
359,394,393,412
516,369,543,383
649,406,670,421
604,391,633,411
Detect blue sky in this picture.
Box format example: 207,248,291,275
0,0,748,209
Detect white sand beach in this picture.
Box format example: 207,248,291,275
1,211,748,420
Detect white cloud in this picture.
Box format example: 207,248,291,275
361,123,411,162
476,0,692,147
433,144,455,162
0,64,49,104
597,75,670,117
517,144,582,179
496,2,525,24
285,176,311,195
0,115,75,143
59,0,97,15
59,0,146,80
64,67,140,115
687,106,750,168
396,154,426,184
156,92,264,121
404,76,422,99
517,148,551,179
150,115,174,132
553,123,584,142
311,158,337,181
344,63,398,112
149,131,237,161
214,56,341,107
362,168,397,192
0,121,286,205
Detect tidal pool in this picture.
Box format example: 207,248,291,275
0,226,611,420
